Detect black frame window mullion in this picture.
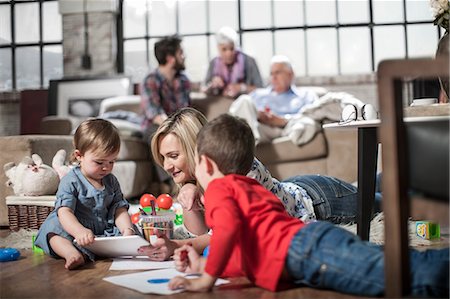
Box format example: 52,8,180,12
39,0,43,87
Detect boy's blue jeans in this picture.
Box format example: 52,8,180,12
286,221,449,297
285,174,383,223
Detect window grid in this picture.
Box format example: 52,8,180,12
0,0,60,90
0,0,444,91
121,0,441,80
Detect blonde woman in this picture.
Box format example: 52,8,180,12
139,107,381,261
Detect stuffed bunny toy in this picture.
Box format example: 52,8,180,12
4,153,60,196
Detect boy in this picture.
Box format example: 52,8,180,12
168,114,449,297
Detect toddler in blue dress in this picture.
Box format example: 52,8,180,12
35,119,135,269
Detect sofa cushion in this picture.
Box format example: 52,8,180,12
256,132,327,164
118,137,150,161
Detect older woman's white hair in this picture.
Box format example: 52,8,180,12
270,55,293,71
215,26,239,46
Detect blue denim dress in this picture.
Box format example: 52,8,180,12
35,167,129,259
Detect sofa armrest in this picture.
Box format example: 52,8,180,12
191,92,234,120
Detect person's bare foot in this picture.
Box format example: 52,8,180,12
64,251,85,270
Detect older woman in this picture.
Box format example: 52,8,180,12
138,107,382,261
204,26,263,98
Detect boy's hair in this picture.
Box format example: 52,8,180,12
154,35,182,65
72,118,121,162
151,108,208,181
197,114,254,175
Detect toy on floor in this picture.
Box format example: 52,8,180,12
0,248,20,262
416,221,440,240
133,193,175,241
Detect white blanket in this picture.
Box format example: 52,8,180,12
283,92,366,145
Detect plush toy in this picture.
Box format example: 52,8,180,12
4,153,60,196
52,149,73,179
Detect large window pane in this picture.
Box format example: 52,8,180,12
15,3,39,43
0,5,11,44
16,46,40,90
374,25,405,69
0,48,12,91
338,0,369,24
407,24,439,58
307,28,338,76
149,1,176,36
179,1,207,34
406,0,433,22
274,1,304,27
339,27,371,74
123,0,147,38
43,1,62,41
182,36,208,82
124,39,147,84
274,30,306,77
209,0,237,33
305,0,336,26
43,45,63,87
373,0,404,23
241,0,271,29
242,31,272,81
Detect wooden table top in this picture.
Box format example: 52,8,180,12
1,249,370,299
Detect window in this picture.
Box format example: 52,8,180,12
0,0,62,91
1,0,443,91
122,0,443,84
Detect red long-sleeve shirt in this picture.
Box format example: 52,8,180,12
204,174,305,291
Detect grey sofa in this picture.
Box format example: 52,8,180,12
191,93,358,182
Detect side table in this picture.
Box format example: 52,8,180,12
323,119,380,241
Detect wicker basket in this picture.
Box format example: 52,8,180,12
6,195,56,231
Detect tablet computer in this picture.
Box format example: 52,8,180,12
81,235,150,258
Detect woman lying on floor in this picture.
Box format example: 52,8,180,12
138,107,382,260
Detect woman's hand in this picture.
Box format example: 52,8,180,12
173,244,201,273
223,83,241,98
73,228,95,246
138,230,178,261
210,76,225,89
177,183,198,211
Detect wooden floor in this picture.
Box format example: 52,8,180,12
0,249,374,299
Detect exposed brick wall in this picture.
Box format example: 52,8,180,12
62,12,116,77
0,92,20,136
296,74,378,108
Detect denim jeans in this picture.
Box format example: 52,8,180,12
286,221,449,297
284,174,382,224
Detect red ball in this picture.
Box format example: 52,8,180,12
131,212,140,224
156,194,173,210
140,193,156,207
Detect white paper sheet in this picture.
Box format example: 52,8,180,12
110,257,175,270
103,268,229,295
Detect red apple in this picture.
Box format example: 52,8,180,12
140,193,156,208
156,194,173,210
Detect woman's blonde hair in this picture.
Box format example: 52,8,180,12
151,108,208,184
71,118,121,163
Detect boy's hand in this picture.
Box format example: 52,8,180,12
173,244,201,273
168,273,216,292
74,228,95,246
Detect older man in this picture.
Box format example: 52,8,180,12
229,55,317,144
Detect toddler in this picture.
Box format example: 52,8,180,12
35,118,135,269
168,114,449,297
